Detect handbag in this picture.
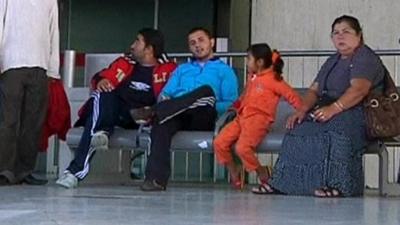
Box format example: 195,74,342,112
364,66,400,139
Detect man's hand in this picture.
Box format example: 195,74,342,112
96,78,114,92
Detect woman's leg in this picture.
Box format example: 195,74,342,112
268,120,328,195
269,107,366,196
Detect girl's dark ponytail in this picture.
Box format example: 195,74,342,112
272,50,283,81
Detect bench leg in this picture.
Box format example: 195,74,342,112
130,150,144,179
213,156,217,183
185,152,189,181
378,143,400,196
118,149,123,173
199,152,203,182
171,152,175,181
141,152,147,179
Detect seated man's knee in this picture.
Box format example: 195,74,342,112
197,85,215,96
98,91,115,99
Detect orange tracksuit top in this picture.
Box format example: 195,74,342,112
214,68,303,171
236,68,302,121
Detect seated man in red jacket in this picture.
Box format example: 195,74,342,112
56,28,176,188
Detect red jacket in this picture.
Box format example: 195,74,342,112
40,79,71,151
76,55,177,125
91,55,176,96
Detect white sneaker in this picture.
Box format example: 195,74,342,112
90,131,109,151
56,171,78,189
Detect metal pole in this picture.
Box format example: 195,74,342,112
153,0,159,29
62,50,76,88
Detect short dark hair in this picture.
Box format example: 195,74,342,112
138,28,165,58
331,15,364,43
187,27,213,38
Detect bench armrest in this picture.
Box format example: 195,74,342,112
214,110,236,136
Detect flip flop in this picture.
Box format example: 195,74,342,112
314,187,342,198
251,183,283,195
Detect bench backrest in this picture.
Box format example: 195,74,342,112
66,88,89,122
84,54,121,86
270,88,307,132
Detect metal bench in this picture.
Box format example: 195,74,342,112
64,87,400,196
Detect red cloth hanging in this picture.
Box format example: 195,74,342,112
39,79,71,151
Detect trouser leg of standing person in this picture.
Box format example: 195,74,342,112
0,68,47,184
0,69,29,183
14,68,48,183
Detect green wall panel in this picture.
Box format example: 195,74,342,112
159,0,215,52
69,0,154,53
62,0,215,53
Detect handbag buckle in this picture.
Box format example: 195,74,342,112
370,99,379,108
390,93,399,101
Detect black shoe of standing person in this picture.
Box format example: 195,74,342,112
130,106,154,125
140,179,166,192
21,174,48,185
0,175,10,186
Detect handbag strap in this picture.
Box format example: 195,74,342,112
321,55,340,95
367,60,398,97
382,66,398,95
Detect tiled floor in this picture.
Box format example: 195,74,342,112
0,183,399,225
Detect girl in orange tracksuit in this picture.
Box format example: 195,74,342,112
213,43,303,191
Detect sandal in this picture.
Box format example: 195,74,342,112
314,187,342,198
251,182,283,195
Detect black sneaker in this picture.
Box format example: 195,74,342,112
140,179,166,191
21,174,48,185
130,106,154,125
0,175,9,186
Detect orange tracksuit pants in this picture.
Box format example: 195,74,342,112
214,114,272,172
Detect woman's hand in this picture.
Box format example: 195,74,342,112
96,78,114,92
312,104,342,123
286,110,307,129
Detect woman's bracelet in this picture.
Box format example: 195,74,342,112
337,100,345,110
334,100,345,111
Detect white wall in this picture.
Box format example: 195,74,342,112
252,0,400,50
251,0,400,188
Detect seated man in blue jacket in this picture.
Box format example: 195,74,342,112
131,27,239,191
